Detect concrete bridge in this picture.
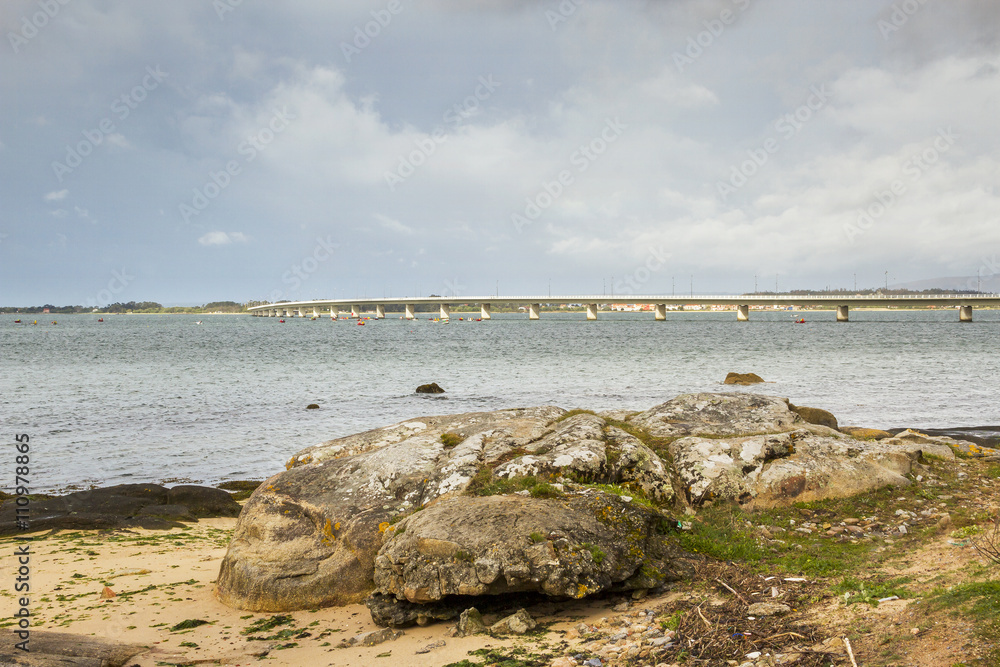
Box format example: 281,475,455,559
248,294,1000,322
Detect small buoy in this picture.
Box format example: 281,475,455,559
357,320,365,326
98,318,104,322
278,319,285,323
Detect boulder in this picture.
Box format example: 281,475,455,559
416,383,445,394
723,372,764,385
790,404,839,430
880,430,958,460
457,607,487,636
217,407,683,611
371,493,682,608
489,608,537,635
217,407,566,611
627,393,803,439
669,429,931,507
306,403,320,409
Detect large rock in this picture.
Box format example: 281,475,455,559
627,393,804,439
669,429,947,507
790,404,839,430
0,484,240,536
217,407,566,611
217,408,681,611
372,493,682,607
724,372,765,385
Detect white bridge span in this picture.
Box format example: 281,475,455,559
247,294,1000,322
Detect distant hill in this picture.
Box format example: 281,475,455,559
890,275,1000,293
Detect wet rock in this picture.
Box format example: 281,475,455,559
138,504,194,521
416,383,446,394
373,493,683,606
306,403,320,409
490,608,537,635
166,485,242,517
0,484,238,536
748,602,791,616
789,404,838,430
724,372,765,385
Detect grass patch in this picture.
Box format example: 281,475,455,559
528,483,564,499
529,531,545,544
555,409,597,422
441,432,463,448
831,576,912,605
241,614,294,635
170,619,211,632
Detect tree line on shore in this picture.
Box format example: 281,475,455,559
0,301,246,314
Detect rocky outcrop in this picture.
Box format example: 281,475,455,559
670,428,956,507
790,404,839,430
723,372,764,385
217,406,686,612
217,391,972,617
626,393,803,439
217,407,566,611
0,484,240,536
416,383,445,394
840,426,892,440
372,493,682,607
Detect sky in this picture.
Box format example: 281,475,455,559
1,0,999,306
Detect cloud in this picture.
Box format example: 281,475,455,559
74,206,94,222
198,231,248,246
373,213,414,235
45,189,68,201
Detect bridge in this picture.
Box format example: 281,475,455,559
247,294,1000,322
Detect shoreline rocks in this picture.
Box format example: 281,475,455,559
214,391,983,621
0,483,241,536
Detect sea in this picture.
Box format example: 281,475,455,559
2,310,999,493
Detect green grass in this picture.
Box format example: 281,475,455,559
555,409,597,422
831,576,912,605
440,432,463,448
927,580,1000,665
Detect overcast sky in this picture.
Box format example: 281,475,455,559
1,0,998,305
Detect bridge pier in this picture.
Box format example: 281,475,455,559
284,309,293,318
405,304,415,320
586,303,598,320
375,304,385,319
837,305,849,322
440,304,450,320
480,303,491,320
737,304,749,322
312,308,319,318
529,303,540,320
655,303,666,320
297,309,306,318
960,305,973,322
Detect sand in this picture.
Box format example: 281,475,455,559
0,518,597,666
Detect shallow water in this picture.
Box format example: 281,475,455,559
2,309,998,492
